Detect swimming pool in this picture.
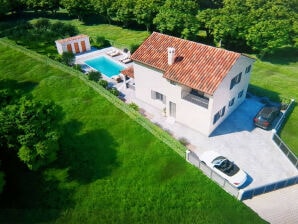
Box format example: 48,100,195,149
84,55,125,78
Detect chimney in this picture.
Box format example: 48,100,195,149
167,47,175,65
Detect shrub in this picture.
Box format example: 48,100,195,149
93,36,111,48
73,64,82,72
109,87,119,96
61,52,75,66
34,19,51,32
128,102,139,111
88,71,102,82
130,43,140,53
178,137,189,146
99,79,108,88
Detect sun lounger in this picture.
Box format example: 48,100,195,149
122,58,132,64
107,49,121,57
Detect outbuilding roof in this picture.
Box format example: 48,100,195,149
131,32,247,95
55,34,89,44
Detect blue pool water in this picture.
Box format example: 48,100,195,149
84,56,125,77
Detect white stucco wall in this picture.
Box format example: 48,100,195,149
134,55,254,136
134,62,213,135
55,36,91,55
208,55,255,134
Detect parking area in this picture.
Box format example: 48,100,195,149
125,90,298,189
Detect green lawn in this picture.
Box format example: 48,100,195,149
249,48,298,155
1,11,296,155
0,43,266,223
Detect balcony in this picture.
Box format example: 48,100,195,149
182,91,209,109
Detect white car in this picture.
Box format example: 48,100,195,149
200,151,247,188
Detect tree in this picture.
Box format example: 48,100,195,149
246,20,293,56
153,0,199,38
14,97,62,170
108,0,136,27
245,0,298,54
61,0,94,21
0,86,63,171
25,0,60,13
91,0,113,24
134,0,164,31
0,0,10,16
197,0,298,53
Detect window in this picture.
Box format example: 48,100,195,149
151,90,166,104
156,92,163,101
229,98,235,107
220,106,226,116
238,90,244,98
245,65,251,73
213,106,226,124
230,72,242,90
213,112,221,124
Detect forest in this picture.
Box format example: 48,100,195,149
1,0,297,55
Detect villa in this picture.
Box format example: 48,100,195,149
125,32,255,136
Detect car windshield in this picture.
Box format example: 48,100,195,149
212,156,240,176
258,107,277,119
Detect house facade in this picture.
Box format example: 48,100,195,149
130,32,255,136
55,34,91,55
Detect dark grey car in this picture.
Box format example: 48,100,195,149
253,105,280,129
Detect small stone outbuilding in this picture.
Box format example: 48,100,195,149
55,34,91,55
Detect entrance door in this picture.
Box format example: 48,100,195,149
74,42,80,53
66,44,72,52
81,41,86,52
169,101,176,118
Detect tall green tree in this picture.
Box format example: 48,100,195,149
0,88,62,171
197,0,298,53
134,0,165,31
91,0,113,24
108,0,136,27
25,0,60,13
153,0,199,39
0,0,10,16
245,0,298,54
14,97,62,170
61,0,94,21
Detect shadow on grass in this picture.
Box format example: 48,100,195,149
0,79,38,95
248,84,282,102
58,119,119,183
261,47,298,65
0,121,119,223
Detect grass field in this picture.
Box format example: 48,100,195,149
249,48,298,154
0,43,266,223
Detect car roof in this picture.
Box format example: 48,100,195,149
258,106,279,117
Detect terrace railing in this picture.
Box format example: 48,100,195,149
182,91,209,109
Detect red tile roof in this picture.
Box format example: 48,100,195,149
121,66,134,78
131,32,244,95
56,34,89,44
